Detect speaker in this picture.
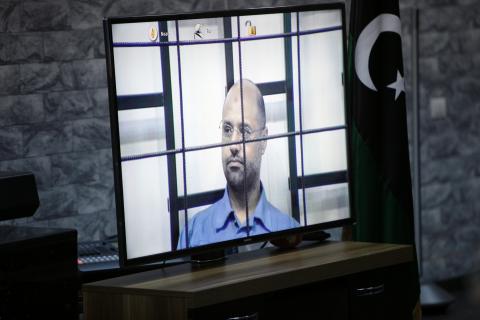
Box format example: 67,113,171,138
0,172,39,221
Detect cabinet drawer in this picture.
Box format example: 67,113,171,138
348,263,412,320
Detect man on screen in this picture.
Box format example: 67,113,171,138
177,79,300,249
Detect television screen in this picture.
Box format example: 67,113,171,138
104,2,352,265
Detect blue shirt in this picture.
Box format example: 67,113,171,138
177,187,300,249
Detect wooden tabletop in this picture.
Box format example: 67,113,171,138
83,241,413,309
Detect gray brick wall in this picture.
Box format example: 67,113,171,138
0,0,478,282
0,0,121,241
409,1,480,282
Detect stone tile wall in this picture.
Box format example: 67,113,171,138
0,0,478,281
0,0,130,241
409,0,480,282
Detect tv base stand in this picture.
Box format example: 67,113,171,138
190,248,227,265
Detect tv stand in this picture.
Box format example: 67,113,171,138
302,230,331,242
83,241,414,320
190,249,227,266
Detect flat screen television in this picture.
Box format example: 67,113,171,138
103,2,353,266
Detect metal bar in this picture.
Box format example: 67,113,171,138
117,93,164,110
159,21,180,250
236,16,250,236
257,81,286,96
295,171,348,189
284,12,301,222
177,189,225,210
116,80,286,112
174,20,190,249
296,12,308,226
176,171,347,215
120,125,347,162
223,17,235,91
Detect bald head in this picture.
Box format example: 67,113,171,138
223,79,265,128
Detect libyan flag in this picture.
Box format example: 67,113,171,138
348,0,420,316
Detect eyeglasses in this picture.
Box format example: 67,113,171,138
219,121,265,140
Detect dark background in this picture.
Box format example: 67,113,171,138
0,0,479,285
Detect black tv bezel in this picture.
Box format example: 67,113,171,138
103,1,354,267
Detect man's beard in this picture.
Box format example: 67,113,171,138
224,157,259,194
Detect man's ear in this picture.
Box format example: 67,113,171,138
260,127,268,155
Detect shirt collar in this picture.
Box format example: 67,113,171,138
214,185,273,232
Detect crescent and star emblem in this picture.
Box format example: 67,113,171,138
354,13,405,101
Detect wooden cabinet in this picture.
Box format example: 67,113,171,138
83,241,414,320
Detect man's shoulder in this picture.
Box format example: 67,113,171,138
264,201,286,217
263,199,288,219
263,199,300,227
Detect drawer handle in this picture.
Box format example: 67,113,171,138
354,284,385,296
226,312,258,320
